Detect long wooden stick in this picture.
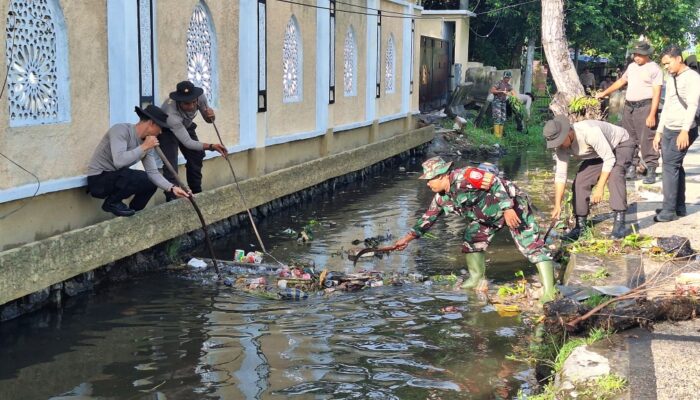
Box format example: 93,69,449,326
154,146,220,275
211,121,267,253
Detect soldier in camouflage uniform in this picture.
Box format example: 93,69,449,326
490,71,515,138
395,157,557,303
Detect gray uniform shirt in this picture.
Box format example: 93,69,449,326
160,94,210,151
656,67,700,132
554,120,630,183
87,123,173,191
621,61,663,101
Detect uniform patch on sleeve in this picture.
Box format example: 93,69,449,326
464,167,495,190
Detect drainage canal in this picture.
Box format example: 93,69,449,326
0,149,554,399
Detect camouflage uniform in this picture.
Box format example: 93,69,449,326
410,166,551,264
491,79,512,125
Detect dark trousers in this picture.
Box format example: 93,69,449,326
87,168,157,211
158,123,205,200
660,126,698,213
572,138,635,216
622,102,660,171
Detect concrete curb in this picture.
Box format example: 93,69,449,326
0,126,434,306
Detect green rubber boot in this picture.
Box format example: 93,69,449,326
536,260,557,303
461,252,486,289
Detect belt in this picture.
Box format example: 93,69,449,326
625,98,652,108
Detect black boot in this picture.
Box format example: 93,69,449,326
563,216,588,241
642,169,656,184
611,211,627,239
625,165,637,180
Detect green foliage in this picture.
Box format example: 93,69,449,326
165,238,182,262
497,270,527,298
553,328,610,372
583,293,612,308
430,273,459,284
468,0,700,68
580,267,610,282
591,374,627,397
568,96,601,114
621,233,653,249
461,124,501,147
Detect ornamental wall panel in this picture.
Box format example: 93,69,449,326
156,1,238,149
5,0,69,126
266,3,316,138
1,0,108,190
377,0,402,118
332,0,366,128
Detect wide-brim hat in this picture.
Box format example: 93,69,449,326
543,115,571,149
630,41,653,56
169,80,204,102
419,156,453,180
135,105,169,128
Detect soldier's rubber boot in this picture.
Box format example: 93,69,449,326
497,124,504,138
493,124,500,138
610,211,627,239
461,252,486,289
563,215,587,241
535,260,557,303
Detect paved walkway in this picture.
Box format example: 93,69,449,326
632,143,700,250
623,143,700,399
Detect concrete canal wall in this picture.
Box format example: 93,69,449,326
0,125,434,319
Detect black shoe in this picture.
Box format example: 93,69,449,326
655,208,687,217
102,200,136,217
611,211,627,239
625,166,638,180
563,216,588,241
642,170,656,184
654,210,678,222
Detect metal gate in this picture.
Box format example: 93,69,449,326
419,36,451,112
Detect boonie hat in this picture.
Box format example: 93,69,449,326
630,41,653,56
169,80,204,102
134,105,169,128
419,156,453,180
542,115,572,149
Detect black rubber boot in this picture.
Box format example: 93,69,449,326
563,216,587,241
611,211,627,239
625,165,637,180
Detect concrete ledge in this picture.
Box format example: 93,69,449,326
0,126,434,305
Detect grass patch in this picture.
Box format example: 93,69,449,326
461,123,501,147
577,374,628,399
523,328,616,399
582,293,612,308
580,267,610,282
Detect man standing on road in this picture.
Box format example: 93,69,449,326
596,41,663,184
652,45,700,222
393,157,557,303
160,81,227,201
543,116,634,240
87,105,191,217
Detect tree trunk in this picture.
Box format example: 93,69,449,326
523,35,536,93
540,0,584,116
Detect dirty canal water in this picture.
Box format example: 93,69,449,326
0,150,556,399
